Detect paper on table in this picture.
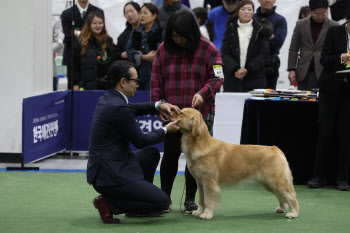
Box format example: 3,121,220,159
335,69,350,73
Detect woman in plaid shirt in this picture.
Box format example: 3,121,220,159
150,10,224,213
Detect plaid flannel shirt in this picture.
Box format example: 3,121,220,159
150,37,223,116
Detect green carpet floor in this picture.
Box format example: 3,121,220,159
1,172,350,233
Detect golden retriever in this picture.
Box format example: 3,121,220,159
171,108,299,220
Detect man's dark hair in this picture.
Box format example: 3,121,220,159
123,2,141,28
223,0,238,4
164,10,201,57
193,7,214,41
107,60,134,89
346,9,350,20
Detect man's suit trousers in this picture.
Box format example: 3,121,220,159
93,147,170,215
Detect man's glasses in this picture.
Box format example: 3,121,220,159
126,78,141,84
312,12,327,17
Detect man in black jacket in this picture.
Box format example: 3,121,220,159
88,60,181,224
61,0,104,89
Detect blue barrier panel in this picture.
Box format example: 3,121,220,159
67,90,164,152
22,91,69,164
22,90,164,164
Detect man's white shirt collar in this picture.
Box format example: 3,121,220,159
115,89,128,104
77,3,89,14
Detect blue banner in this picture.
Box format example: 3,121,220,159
22,90,163,164
22,91,69,163
69,91,164,152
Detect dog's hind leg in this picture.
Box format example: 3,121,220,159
199,178,221,220
262,179,299,218
283,186,299,219
260,182,288,213
192,183,205,217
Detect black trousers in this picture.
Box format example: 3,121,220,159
266,69,279,90
66,66,72,90
93,147,170,215
313,85,350,182
298,71,318,91
160,131,197,200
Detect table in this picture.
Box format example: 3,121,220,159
240,98,319,184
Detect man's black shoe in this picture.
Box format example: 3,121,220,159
184,200,198,214
307,177,326,188
337,180,350,191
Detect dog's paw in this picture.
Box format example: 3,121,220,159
192,206,204,217
285,212,298,218
192,210,202,217
199,212,213,220
275,207,285,213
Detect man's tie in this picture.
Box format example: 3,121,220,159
81,11,86,19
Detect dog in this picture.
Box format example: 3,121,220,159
171,108,299,220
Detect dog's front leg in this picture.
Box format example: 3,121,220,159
200,178,221,220
192,183,204,217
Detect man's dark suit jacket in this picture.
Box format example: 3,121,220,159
319,23,350,94
61,4,104,66
87,89,165,187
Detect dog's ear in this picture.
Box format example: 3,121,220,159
190,116,202,137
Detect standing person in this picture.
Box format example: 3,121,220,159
307,11,350,191
88,60,181,224
126,3,164,91
255,0,287,90
114,2,141,61
193,7,214,41
158,0,197,29
299,6,311,20
61,0,104,90
222,0,269,92
288,0,338,90
52,18,63,91
208,0,238,52
73,12,115,90
150,10,224,213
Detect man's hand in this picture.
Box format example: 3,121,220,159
165,119,180,133
157,111,170,122
159,103,180,118
192,94,203,108
288,70,296,84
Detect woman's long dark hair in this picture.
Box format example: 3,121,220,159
164,10,201,58
193,7,214,41
123,2,141,28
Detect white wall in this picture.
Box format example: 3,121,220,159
0,0,52,153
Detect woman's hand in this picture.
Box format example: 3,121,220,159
235,68,247,79
192,94,204,108
145,50,156,62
